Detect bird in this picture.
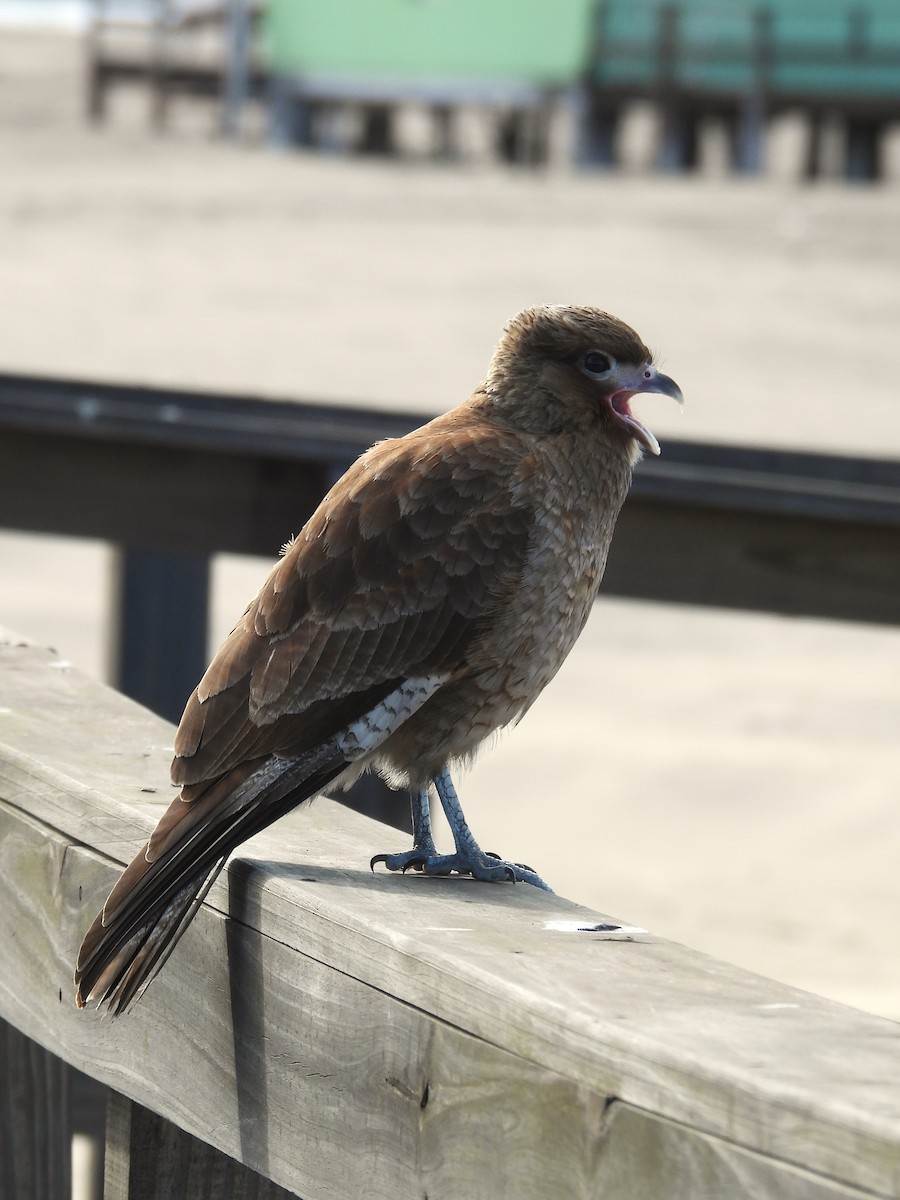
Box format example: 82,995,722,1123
74,304,682,1014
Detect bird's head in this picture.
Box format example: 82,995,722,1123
483,305,683,457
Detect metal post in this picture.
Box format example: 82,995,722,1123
656,5,694,171
222,0,252,138
150,0,172,131
85,0,109,123
736,6,772,174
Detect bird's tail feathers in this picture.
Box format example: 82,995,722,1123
77,863,226,1014
75,749,346,1014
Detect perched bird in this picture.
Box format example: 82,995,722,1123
75,304,682,1013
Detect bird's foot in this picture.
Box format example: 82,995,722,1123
371,848,552,892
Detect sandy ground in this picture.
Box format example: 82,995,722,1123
1,30,899,1020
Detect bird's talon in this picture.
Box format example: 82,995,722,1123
371,848,439,876
485,850,535,875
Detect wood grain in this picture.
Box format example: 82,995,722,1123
590,1103,884,1200
0,631,899,1198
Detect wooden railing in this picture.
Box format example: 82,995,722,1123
1,630,899,1198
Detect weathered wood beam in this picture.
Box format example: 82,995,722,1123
0,1017,71,1200
0,425,331,560
0,631,898,1198
1,371,899,624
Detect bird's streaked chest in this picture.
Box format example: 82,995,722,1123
478,436,632,703
373,430,634,778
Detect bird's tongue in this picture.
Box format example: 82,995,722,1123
611,393,661,457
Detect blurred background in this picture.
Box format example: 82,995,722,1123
1,0,899,1040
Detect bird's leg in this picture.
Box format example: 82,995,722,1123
371,768,552,892
409,785,438,857
430,767,552,891
369,786,438,875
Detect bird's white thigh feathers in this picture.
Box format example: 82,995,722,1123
334,675,446,761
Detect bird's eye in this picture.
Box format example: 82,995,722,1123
583,351,614,377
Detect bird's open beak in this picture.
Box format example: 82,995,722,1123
608,367,684,457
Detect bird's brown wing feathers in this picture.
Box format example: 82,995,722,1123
171,415,536,793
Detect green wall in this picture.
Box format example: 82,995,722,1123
264,0,594,84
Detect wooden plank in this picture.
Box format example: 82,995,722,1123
0,633,899,1198
104,1091,298,1200
0,796,891,1200
0,801,633,1198
4,372,900,530
590,1103,883,1200
0,427,329,559
0,371,418,461
4,422,899,626
0,1017,71,1200
2,373,900,625
609,500,900,625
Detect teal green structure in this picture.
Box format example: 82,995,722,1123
263,0,900,100
263,0,594,86
584,0,900,178
592,0,900,99
262,0,900,178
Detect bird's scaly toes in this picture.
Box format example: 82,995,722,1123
372,848,552,892
473,855,553,891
